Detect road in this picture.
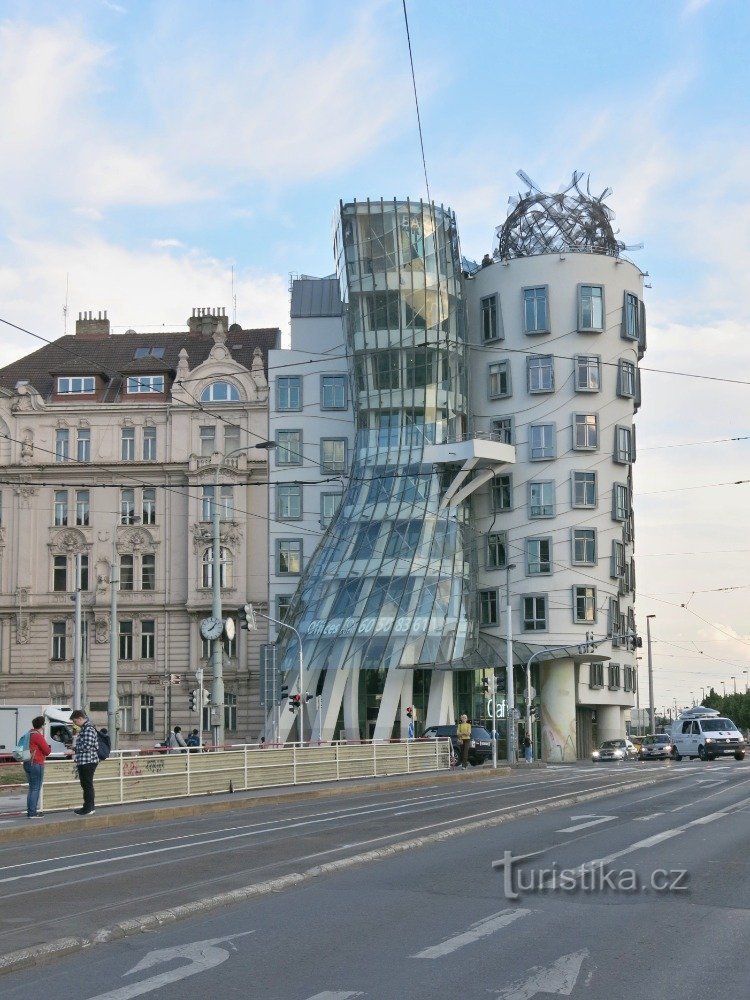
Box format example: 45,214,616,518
1,759,748,998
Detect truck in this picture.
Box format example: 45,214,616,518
0,705,75,763
670,705,746,761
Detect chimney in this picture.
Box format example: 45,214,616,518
75,310,111,339
187,306,227,338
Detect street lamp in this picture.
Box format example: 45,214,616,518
721,681,726,697
504,563,516,766
700,686,706,703
731,675,737,695
211,442,274,748
646,615,656,734
249,606,306,745
744,670,748,694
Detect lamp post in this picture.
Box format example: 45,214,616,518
248,606,305,744
211,443,274,748
744,670,748,694
646,615,656,734
731,675,737,695
701,686,706,703
107,513,140,749
721,681,726,697
504,563,516,766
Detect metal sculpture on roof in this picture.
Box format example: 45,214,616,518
495,170,641,260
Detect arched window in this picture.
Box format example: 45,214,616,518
200,381,240,403
202,546,233,588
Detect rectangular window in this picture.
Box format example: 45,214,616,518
573,413,598,450
529,481,555,518
199,426,216,457
225,692,238,732
488,360,511,398
523,595,548,632
491,473,513,512
614,425,634,464
121,427,135,461
75,489,89,527
224,424,240,454
277,484,302,520
405,348,436,389
53,555,67,592
277,595,293,623
579,284,604,332
529,423,556,460
527,355,554,392
119,620,133,660
574,355,601,391
320,438,347,474
119,554,134,591
76,428,91,462
590,662,604,688
126,375,164,394
574,586,597,623
118,694,133,734
612,483,629,521
481,294,500,342
373,350,401,390
622,292,641,340
121,488,136,525
572,528,597,565
571,471,597,508
320,493,342,525
141,620,155,659
479,589,499,625
611,540,626,579
140,694,154,733
54,490,68,526
142,488,156,525
491,416,514,445
143,426,157,460
523,286,549,334
141,553,156,591
609,597,621,646
51,622,66,661
200,485,233,522
321,375,347,409
618,359,637,398
277,539,302,575
277,376,302,411
78,554,89,591
608,663,621,690
55,428,70,462
486,531,507,570
277,430,302,466
525,537,552,575
57,376,95,394
352,523,380,561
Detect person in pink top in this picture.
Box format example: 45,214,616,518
24,716,51,818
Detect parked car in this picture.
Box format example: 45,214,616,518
591,738,638,762
421,724,493,766
637,734,672,761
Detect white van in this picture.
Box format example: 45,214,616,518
671,708,746,761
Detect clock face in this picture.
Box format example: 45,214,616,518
200,617,223,640
224,617,236,642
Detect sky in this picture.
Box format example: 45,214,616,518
1,0,749,714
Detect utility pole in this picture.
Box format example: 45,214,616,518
646,614,656,734
505,563,516,765
108,528,119,747
73,554,82,709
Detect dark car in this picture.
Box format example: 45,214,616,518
421,724,493,765
638,734,672,761
592,738,638,762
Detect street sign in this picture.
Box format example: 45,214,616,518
170,673,182,685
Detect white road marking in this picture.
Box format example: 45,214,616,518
556,815,616,833
633,812,664,821
493,949,588,999
411,908,531,959
83,931,254,1000
304,993,364,999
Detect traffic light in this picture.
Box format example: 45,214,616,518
304,693,313,703
288,693,301,713
482,677,490,694
406,705,413,718
189,689,199,712
239,603,256,630
201,688,210,708
280,683,289,703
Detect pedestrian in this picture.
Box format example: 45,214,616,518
168,725,188,753
524,734,533,764
457,714,472,770
185,728,200,751
24,715,51,818
70,709,99,816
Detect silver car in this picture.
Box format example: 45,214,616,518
592,738,638,762
637,734,672,760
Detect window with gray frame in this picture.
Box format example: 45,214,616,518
523,286,549,334
529,481,554,518
55,428,69,462
525,537,552,575
277,539,302,575
527,355,554,392
277,376,302,411
491,473,513,511
142,488,156,525
622,292,641,340
320,438,347,473
143,425,157,460
608,663,621,689
578,284,604,332
573,413,598,450
481,294,500,342
571,471,597,508
121,488,136,524
574,355,601,391
141,554,156,591
617,359,637,398
572,528,597,565
76,428,91,462
590,662,604,687
609,597,621,645
320,492,342,525
277,429,303,466
75,489,89,526
51,622,66,661
53,555,67,591
529,423,556,460
574,585,597,622
321,374,347,409
54,490,68,526
140,694,154,733
199,425,216,456
611,540,626,579
277,595,293,623
479,589,499,625
614,425,634,464
200,485,233,522
523,595,548,631
488,360,511,398
491,416,514,445
612,482,629,521
119,554,134,591
224,692,237,732
119,620,133,660
486,531,507,569
224,424,240,453
141,620,155,659
277,484,302,520
121,427,135,461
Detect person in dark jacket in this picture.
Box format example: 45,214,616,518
71,710,99,816
24,716,51,818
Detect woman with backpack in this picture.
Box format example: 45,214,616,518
24,716,51,818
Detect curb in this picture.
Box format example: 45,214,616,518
0,771,665,976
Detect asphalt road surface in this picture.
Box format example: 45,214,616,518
1,759,748,998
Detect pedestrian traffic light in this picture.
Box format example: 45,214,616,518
280,683,289,703
482,677,490,694
189,689,199,712
201,688,210,708
238,603,256,630
288,693,301,713
406,705,413,718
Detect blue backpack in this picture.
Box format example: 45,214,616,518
13,730,31,763
96,729,111,761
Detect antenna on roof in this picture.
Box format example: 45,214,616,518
63,273,69,335
231,265,237,325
